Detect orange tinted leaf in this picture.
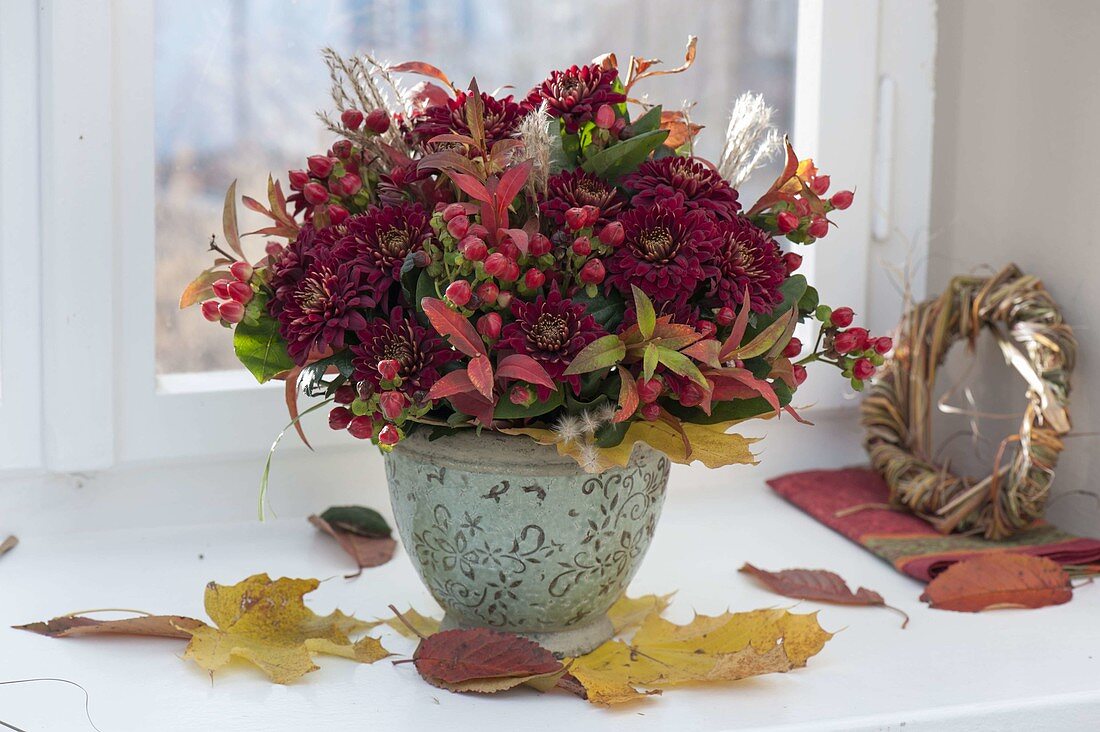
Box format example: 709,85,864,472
179,268,226,309
920,554,1073,612
614,368,639,423
741,563,908,628
467,355,495,400
309,515,396,578
387,60,456,92
15,614,203,639
659,110,704,149
222,180,245,259
422,298,486,358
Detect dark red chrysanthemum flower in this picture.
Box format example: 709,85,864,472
606,203,720,304
710,217,787,314
526,64,626,133
275,242,375,365
623,156,741,220
499,288,606,395
409,91,525,150
350,308,457,400
539,169,626,228
267,223,350,321
340,203,432,304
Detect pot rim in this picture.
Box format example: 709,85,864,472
391,427,586,476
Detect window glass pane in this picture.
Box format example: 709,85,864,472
155,0,797,374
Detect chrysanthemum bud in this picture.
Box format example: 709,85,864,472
830,190,854,210
348,416,374,439
341,108,364,130
365,109,391,134
230,261,253,282
377,359,401,381
307,155,335,179
509,384,533,406
777,210,800,233
445,280,473,307
477,312,502,341
218,300,245,324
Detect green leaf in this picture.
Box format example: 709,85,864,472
642,343,658,381
299,351,354,398
632,286,656,340
743,275,808,342
494,389,563,420
319,506,392,538
562,334,626,376
798,284,820,317
414,268,439,315
735,309,796,360
570,289,624,332
628,105,663,135
594,419,629,448
234,302,295,384
581,129,670,181
666,381,794,425
656,346,708,387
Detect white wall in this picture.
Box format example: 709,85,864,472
930,0,1100,535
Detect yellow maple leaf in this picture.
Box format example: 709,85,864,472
365,607,442,640
607,592,675,634
569,609,832,705
183,574,389,684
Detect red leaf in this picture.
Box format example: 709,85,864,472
222,180,245,259
428,133,480,149
495,160,533,219
719,292,753,361
708,367,780,414
783,404,814,425
422,299,487,358
413,627,562,686
446,391,496,426
309,515,396,579
498,228,530,255
613,368,639,423
286,366,312,449
919,554,1073,612
448,171,493,204
15,614,203,640
406,81,452,113
741,563,908,628
387,61,457,92
427,370,475,400
467,356,495,400
496,354,556,390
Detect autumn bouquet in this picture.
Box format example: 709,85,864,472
183,39,889,473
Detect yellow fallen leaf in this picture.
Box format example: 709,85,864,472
366,607,442,640
183,574,389,684
607,592,675,634
569,608,832,705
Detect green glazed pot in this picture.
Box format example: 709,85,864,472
385,428,670,656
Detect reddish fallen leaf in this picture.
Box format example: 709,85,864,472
920,554,1072,612
0,534,16,558
15,614,203,639
310,515,396,578
740,563,909,628
412,626,563,693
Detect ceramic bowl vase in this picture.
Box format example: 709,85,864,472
385,429,670,656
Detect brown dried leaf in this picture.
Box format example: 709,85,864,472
0,534,16,558
310,515,397,578
920,554,1073,612
740,563,909,628
15,614,203,639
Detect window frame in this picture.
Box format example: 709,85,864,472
20,0,936,472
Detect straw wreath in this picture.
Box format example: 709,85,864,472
861,265,1075,540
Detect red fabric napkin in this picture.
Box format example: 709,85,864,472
769,466,1100,582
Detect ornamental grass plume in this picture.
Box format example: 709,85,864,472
717,92,781,188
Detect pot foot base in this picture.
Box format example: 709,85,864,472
440,612,614,657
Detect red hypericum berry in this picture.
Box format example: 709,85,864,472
475,281,500,305
581,205,600,227
303,182,329,205
782,337,803,359
808,217,829,238
329,406,354,430
793,364,808,385
307,155,335,178
379,391,407,421
201,300,221,322
339,173,362,196
227,280,253,304
332,140,353,159
468,223,489,239
524,268,546,289
716,307,736,326
776,210,800,234
830,306,855,328
334,385,357,404
697,320,717,338
640,402,661,421
572,236,592,256
810,174,830,196
874,336,893,355
377,359,401,381
638,378,662,404
365,109,391,134
212,278,232,299
378,424,401,446
460,236,487,261
446,280,473,307
680,382,705,408
579,258,606,285
853,357,875,380
447,215,470,239
484,252,508,277
477,312,502,341
502,260,521,283
328,204,350,225
830,190,854,210
509,384,533,405
794,198,811,218
230,261,253,282
598,221,625,247
850,327,871,351
565,207,587,231
497,291,514,309
611,117,627,136
288,169,310,190
594,104,615,130
218,300,245,324
442,203,466,222
528,233,552,257
341,108,364,130
833,329,862,355
348,416,374,440
782,251,803,274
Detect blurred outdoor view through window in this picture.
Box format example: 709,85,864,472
155,0,798,375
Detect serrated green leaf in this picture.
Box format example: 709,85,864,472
562,334,626,376
581,129,669,180
234,297,295,384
